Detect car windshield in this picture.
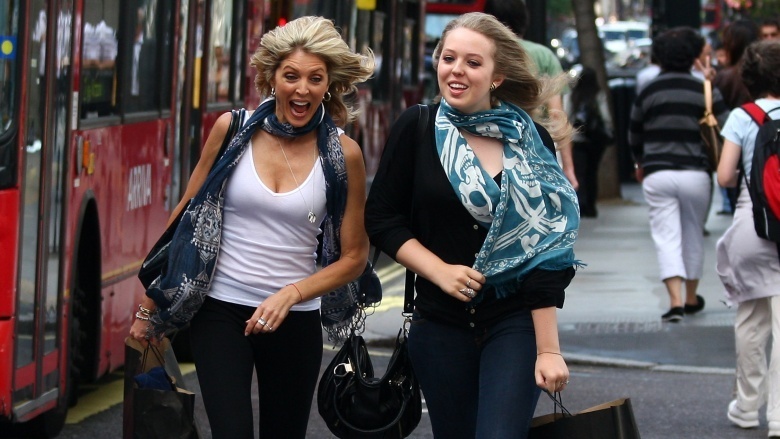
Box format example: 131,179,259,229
602,30,625,41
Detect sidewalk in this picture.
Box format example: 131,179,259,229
362,182,738,374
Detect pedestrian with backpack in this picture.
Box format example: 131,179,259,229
716,39,780,438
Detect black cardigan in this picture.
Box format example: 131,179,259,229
365,104,575,330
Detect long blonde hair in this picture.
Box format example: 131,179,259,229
433,12,572,144
251,16,375,125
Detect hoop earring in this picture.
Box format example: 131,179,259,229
270,87,276,97
490,83,497,92
323,91,332,102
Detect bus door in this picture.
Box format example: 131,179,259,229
12,0,74,423
180,0,260,185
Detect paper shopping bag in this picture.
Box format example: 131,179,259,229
529,397,641,439
122,337,199,439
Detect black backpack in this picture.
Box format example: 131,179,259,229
739,102,780,244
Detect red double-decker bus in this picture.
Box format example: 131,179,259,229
0,0,263,435
1,0,425,435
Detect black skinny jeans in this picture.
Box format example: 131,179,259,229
190,296,323,439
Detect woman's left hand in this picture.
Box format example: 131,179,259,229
244,285,299,335
535,352,570,393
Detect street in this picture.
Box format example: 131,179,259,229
48,353,763,439
6,182,765,439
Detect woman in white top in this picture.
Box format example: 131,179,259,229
716,39,780,438
129,17,374,439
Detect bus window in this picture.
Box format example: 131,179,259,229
207,0,235,103
119,0,174,114
80,0,119,119
0,1,19,189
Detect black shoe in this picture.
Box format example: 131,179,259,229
684,295,705,314
662,307,684,322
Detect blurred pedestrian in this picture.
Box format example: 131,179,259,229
129,16,374,438
714,19,759,109
566,66,613,217
635,54,661,94
366,12,579,439
628,27,729,322
760,18,780,40
714,19,760,216
716,39,780,438
485,0,579,191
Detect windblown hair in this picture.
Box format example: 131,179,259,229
722,19,759,67
741,40,780,99
432,12,573,145
251,16,375,125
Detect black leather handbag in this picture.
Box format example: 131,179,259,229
138,109,243,289
318,251,422,439
317,326,421,439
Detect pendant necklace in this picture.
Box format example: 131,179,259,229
277,136,318,224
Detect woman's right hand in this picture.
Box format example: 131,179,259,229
129,318,154,346
431,264,486,302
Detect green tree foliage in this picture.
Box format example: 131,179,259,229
548,0,574,19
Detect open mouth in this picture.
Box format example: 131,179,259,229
448,82,467,95
290,101,311,118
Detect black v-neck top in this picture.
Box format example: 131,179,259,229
365,104,575,330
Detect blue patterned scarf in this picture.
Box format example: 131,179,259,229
147,98,377,339
434,99,580,299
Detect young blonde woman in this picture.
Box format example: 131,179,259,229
367,13,578,438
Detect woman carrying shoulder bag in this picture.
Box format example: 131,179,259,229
129,17,374,438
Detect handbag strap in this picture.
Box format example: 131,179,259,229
210,109,244,172
403,105,430,316
703,79,714,115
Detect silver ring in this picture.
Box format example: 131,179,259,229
267,325,274,331
257,318,267,326
466,279,472,288
459,288,476,298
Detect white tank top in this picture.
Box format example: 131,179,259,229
210,138,327,311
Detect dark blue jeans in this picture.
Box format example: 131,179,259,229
408,310,540,439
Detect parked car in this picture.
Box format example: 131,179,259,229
552,21,651,70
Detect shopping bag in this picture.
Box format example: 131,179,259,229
123,337,199,439
529,393,641,439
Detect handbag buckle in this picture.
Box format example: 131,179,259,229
333,360,354,377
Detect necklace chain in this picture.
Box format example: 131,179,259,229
276,136,318,224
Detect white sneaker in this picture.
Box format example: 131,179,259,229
727,399,759,429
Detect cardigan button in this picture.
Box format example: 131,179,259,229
469,308,476,314
473,225,479,230
469,322,475,328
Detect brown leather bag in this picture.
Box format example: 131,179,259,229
700,79,723,171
